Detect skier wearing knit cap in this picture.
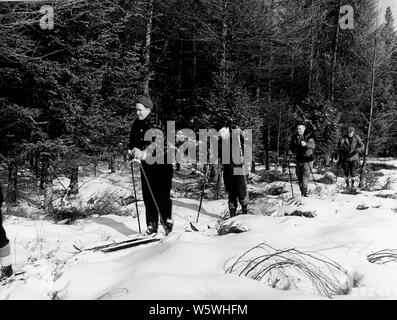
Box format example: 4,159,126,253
128,94,173,235
0,185,13,279
336,126,364,191
288,124,316,197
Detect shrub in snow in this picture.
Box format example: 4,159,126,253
356,204,369,210
375,193,397,200
50,207,86,223
84,194,124,217
286,210,316,218
265,183,288,196
225,242,351,297
257,171,290,183
318,172,336,184
360,164,379,191
381,176,396,190
217,220,247,235
251,197,283,216
367,249,397,265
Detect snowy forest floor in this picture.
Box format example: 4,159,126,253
1,158,397,300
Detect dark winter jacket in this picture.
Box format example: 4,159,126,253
336,133,364,162
128,111,167,163
218,129,245,168
1,185,9,247
289,133,316,163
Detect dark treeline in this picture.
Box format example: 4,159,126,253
0,0,396,212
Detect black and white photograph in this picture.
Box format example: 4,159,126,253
0,0,397,306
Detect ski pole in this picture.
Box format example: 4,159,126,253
196,162,209,223
138,160,169,235
130,162,141,233
287,156,294,197
308,161,319,186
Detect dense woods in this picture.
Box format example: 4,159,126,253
1,0,396,211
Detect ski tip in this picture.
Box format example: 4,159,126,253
190,222,199,232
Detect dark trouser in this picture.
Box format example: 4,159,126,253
141,162,173,230
223,165,248,212
0,187,9,248
341,159,359,178
296,162,312,193
0,213,8,249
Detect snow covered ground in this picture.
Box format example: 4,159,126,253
1,158,396,300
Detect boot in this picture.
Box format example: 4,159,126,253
164,218,173,235
299,183,303,195
242,204,248,215
143,224,157,236
351,178,357,193
229,208,237,217
345,178,350,189
1,265,13,279
302,187,308,197
0,242,12,279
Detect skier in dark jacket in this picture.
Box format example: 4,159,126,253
336,126,364,190
288,124,316,197
218,126,249,217
128,95,173,235
0,185,13,279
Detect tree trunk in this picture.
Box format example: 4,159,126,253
216,163,222,199
283,104,292,173
330,0,341,103
308,32,316,94
94,159,97,177
276,106,282,167
109,154,116,173
143,0,154,95
265,126,270,170
251,160,255,173
360,43,377,187
308,3,317,94
192,37,197,88
265,0,274,171
290,53,295,97
7,159,18,204
43,164,54,214
220,0,228,90
324,152,331,166
68,167,79,195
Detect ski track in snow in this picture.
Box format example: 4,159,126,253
1,159,397,300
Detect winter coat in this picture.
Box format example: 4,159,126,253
128,111,167,162
336,133,364,162
218,129,248,196
218,129,245,168
289,133,316,163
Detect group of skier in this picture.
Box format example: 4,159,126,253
0,94,364,280
126,94,365,236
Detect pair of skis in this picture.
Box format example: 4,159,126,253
0,270,26,287
73,233,163,253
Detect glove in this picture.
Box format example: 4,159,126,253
132,148,147,160
129,148,147,161
300,141,307,147
127,149,134,161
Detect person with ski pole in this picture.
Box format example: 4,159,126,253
335,126,364,191
127,94,173,235
218,125,249,217
288,124,316,197
0,185,13,279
